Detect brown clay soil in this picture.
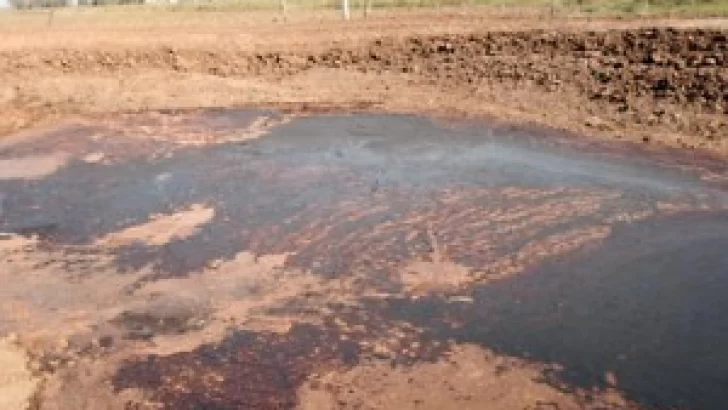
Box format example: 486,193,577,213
0,9,726,156
1,8,728,410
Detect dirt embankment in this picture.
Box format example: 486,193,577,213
358,28,728,135
0,26,726,155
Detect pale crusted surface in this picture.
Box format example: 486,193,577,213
97,204,215,247
0,153,69,180
0,338,39,410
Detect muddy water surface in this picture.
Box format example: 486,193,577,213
0,110,727,410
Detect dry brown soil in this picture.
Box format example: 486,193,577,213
0,8,726,156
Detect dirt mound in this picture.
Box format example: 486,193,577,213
341,28,727,140
0,27,726,154
354,28,727,106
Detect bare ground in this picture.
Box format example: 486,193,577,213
1,110,726,409
1,8,728,410
0,8,726,156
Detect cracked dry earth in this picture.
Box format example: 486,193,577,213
1,109,728,410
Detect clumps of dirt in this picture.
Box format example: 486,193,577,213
343,28,727,144
355,28,727,108
3,28,724,150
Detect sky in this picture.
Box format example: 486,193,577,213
0,0,9,8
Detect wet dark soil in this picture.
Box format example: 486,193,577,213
374,212,728,410
113,324,361,409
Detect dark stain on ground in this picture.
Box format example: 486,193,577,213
1,111,725,277
111,211,728,410
362,212,728,410
113,323,362,409
2,110,728,409
113,297,213,340
112,312,450,409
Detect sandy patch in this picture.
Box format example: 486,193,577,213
36,354,149,410
0,153,69,180
0,234,38,251
82,152,105,164
0,338,39,410
0,248,144,344
298,344,635,410
97,204,215,247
